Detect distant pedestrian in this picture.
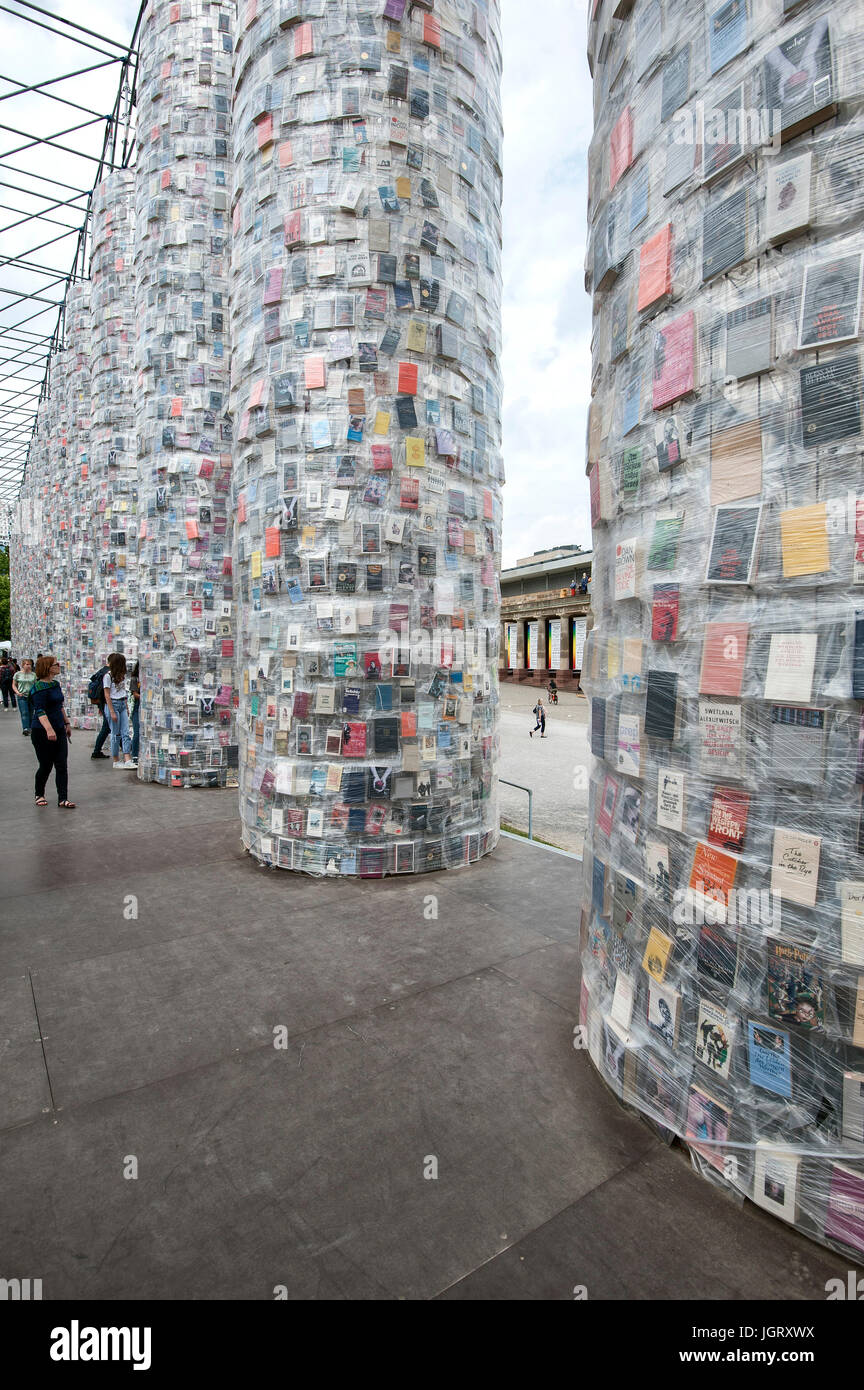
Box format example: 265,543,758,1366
530,698,546,738
12,657,36,735
129,661,140,762
30,655,75,808
103,652,136,769
0,658,15,709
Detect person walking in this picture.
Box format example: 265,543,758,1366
129,661,141,762
89,660,111,760
12,657,36,735
530,697,547,738
103,652,136,769
548,675,558,705
0,658,15,709
30,655,75,808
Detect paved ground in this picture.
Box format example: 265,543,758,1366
499,683,589,855
0,708,858,1300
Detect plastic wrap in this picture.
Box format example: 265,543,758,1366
134,0,239,788
64,280,97,727
581,0,864,1257
229,0,504,875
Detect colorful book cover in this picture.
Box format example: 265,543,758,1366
695,998,734,1079
708,787,750,853
652,583,680,641
766,938,824,1030
824,1164,864,1256
748,1021,792,1098
698,621,749,697
597,774,620,836
705,502,761,584
689,841,738,915
642,925,674,983
685,1084,730,1171
652,311,696,409
637,224,672,311
646,512,684,571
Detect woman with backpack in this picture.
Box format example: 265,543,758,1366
30,654,75,808
103,653,136,769
12,657,36,734
129,661,141,762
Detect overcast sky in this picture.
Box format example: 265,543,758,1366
1,0,593,563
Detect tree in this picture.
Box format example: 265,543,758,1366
0,546,9,642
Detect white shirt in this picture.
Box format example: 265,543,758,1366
103,672,128,701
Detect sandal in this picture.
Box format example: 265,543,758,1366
58,801,76,809
35,797,47,807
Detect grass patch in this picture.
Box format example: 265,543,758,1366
500,820,566,850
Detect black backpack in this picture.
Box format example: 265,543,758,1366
88,665,108,704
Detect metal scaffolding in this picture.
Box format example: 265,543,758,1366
0,0,145,514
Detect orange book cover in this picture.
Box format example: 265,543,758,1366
397,362,418,395
304,356,325,389
689,842,738,908
400,711,417,737
264,527,281,558
698,621,749,696
637,224,673,311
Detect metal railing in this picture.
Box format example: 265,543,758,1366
499,778,533,840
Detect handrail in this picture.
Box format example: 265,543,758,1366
499,778,533,840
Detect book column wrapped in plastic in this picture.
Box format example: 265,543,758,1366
133,0,239,788
581,0,864,1259
229,0,504,875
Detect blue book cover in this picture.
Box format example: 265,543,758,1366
748,1021,792,1098
629,168,649,234
710,0,748,75
622,372,642,436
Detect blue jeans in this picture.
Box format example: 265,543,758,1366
131,700,140,759
108,699,132,757
17,695,31,732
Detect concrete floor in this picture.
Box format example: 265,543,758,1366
498,683,589,854
0,709,858,1300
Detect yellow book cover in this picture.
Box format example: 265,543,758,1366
622,637,642,679
405,437,425,467
607,634,621,679
780,502,829,577
396,176,411,199
250,550,262,579
642,925,674,983
406,319,427,352
373,411,391,435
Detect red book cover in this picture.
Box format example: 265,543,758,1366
609,107,633,191
597,774,620,836
652,310,696,409
708,787,750,852
652,583,680,641
343,721,367,757
699,620,749,696
637,224,673,311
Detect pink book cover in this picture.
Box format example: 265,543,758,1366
597,774,620,836
263,268,283,305
825,1164,864,1255
609,107,633,190
637,224,673,311
653,311,696,409
699,621,749,696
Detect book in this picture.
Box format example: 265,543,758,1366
824,1164,864,1256
601,1016,630,1094
705,502,761,584
642,925,674,983
637,224,673,312
800,356,861,449
646,512,684,570
637,1051,681,1135
699,700,743,778
709,0,748,75
614,538,638,600
726,296,773,379
610,291,630,362
610,972,636,1030
597,774,620,836
590,697,606,759
647,978,681,1050
763,19,836,144
689,841,738,919
695,998,734,1079
765,153,812,243
702,84,745,183
702,187,748,279
697,922,738,991
709,421,762,507
840,882,864,967
769,705,826,784
654,415,685,471
652,584,679,641
645,671,678,740
661,45,690,123
842,1071,864,1144
657,767,684,831
798,253,863,350
752,1142,801,1223
766,937,824,1027
855,614,864,699
653,312,696,409
771,828,821,907
685,1084,730,1171
619,445,642,493
779,503,829,578
763,633,817,703
699,621,749,697
609,106,633,190
621,371,642,436
708,787,750,853
616,713,641,776
748,1020,792,1098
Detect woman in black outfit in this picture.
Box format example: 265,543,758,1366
30,654,75,809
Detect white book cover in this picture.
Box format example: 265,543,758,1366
657,767,685,831
647,977,681,1049
610,973,636,1031
842,1071,864,1145
614,538,639,600
771,826,821,906
698,699,743,776
765,152,812,242
763,632,817,703
617,713,641,776
839,881,864,967
753,1141,800,1223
